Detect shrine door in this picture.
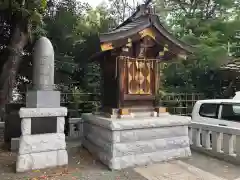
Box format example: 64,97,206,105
127,60,154,94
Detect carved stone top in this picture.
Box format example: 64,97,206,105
33,37,55,91
19,107,67,118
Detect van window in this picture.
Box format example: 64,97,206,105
221,103,240,122
199,103,218,118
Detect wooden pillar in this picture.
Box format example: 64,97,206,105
117,57,125,108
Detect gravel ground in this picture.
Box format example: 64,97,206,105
0,143,147,180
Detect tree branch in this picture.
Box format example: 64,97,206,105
205,0,211,18
206,2,218,19
172,0,188,13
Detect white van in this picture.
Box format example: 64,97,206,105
191,99,240,128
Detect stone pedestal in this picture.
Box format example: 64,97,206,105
82,113,191,170
4,103,24,143
26,91,60,108
16,107,68,172
4,112,21,143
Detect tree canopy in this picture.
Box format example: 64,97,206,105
0,0,240,109
153,0,240,97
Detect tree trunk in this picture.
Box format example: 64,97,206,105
0,24,28,119
223,80,235,98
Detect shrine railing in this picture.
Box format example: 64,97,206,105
189,122,240,165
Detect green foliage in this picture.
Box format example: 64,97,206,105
43,0,113,91
2,0,240,107
0,0,48,48
153,0,240,97
42,0,240,99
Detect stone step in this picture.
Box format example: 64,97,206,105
132,111,156,117
129,106,155,113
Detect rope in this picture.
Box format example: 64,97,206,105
115,57,119,79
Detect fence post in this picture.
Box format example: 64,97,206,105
223,133,234,155
202,130,211,149
212,132,222,153
192,128,201,147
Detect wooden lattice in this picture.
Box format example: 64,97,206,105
117,56,156,95
128,60,151,94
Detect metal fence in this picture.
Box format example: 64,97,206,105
9,92,100,118
160,93,204,116
8,92,204,117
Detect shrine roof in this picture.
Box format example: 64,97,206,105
99,6,192,53
100,16,150,42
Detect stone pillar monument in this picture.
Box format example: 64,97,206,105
26,37,60,107
16,37,68,172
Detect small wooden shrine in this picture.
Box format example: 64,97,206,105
91,4,192,117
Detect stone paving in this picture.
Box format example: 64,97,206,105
135,151,240,180
135,161,226,180
182,151,240,180
0,142,240,180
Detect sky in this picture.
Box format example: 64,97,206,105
79,0,143,8
82,0,106,7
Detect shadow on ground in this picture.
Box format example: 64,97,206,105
1,141,240,180
0,142,147,180
182,151,240,180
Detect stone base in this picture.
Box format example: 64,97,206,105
26,91,60,108
4,112,21,143
16,149,68,172
11,137,19,152
82,113,192,170
16,107,68,173
16,133,68,172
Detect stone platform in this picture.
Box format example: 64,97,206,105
82,113,191,170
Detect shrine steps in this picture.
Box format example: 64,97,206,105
129,106,155,113
129,106,156,117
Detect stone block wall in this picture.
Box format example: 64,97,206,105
82,114,191,170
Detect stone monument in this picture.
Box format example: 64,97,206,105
16,37,68,172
